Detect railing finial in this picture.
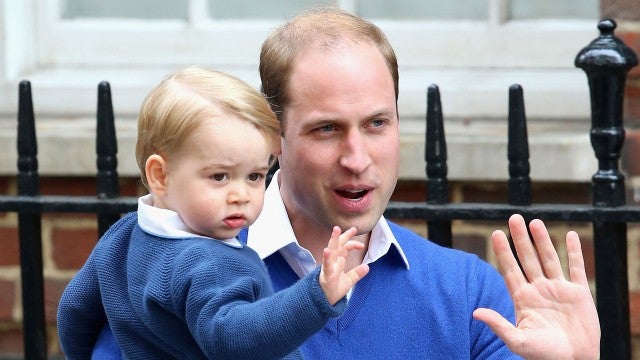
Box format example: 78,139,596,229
96,81,121,236
575,18,638,359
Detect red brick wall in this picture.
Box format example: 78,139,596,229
0,176,638,358
0,177,608,357
604,0,640,154
600,2,640,356
0,176,143,358
20,179,634,349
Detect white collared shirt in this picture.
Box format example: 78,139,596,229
137,194,241,247
247,171,410,281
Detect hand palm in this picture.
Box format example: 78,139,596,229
473,215,600,360
508,277,598,359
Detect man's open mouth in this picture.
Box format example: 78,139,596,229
336,189,369,200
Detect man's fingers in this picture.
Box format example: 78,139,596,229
473,308,521,353
492,229,526,296
509,214,544,280
529,219,564,280
566,230,588,286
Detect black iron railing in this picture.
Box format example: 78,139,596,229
0,18,637,360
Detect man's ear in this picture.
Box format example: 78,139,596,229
273,136,282,156
145,154,168,196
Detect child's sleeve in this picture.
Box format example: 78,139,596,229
57,250,107,360
182,263,344,359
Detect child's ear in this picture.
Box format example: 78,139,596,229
145,154,168,196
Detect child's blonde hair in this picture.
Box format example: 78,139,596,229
135,66,280,189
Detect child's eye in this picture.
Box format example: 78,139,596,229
247,173,264,182
212,173,229,182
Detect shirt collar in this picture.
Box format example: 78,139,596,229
247,172,298,258
137,194,241,247
247,171,410,270
367,216,410,270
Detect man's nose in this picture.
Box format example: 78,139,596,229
339,130,372,174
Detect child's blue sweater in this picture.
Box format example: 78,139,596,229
57,212,345,359
239,222,520,359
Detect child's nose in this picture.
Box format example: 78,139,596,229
228,182,250,204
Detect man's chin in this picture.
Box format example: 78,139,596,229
332,213,380,235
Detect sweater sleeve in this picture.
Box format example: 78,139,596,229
57,212,136,360
175,252,345,360
57,250,107,360
469,259,522,359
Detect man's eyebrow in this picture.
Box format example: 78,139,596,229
299,117,337,129
368,111,393,119
310,110,394,122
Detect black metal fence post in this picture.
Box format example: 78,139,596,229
507,84,531,206
96,82,122,237
575,18,639,359
17,81,47,359
425,84,452,247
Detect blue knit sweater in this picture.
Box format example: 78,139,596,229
57,212,346,359
239,222,521,359
86,218,520,359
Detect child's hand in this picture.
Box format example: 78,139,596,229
319,226,370,305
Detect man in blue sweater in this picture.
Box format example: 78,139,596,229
92,6,600,359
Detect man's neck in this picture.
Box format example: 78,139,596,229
291,217,371,271
275,172,371,269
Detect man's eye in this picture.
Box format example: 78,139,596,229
371,119,385,127
318,124,335,132
212,173,228,181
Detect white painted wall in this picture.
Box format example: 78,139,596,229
0,0,602,181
